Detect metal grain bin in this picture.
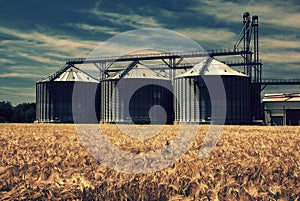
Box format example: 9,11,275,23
174,59,250,124
36,66,100,123
100,63,173,124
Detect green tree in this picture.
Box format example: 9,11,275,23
12,103,36,123
0,101,13,122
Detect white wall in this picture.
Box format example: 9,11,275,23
264,101,300,125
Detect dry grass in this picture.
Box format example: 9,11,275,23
0,124,299,200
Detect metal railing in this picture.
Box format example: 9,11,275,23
259,78,300,84
65,48,250,65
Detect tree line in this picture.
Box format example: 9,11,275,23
0,101,36,123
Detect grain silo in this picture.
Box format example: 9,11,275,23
100,62,173,124
174,58,250,124
36,65,100,123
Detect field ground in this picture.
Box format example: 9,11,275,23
0,124,299,200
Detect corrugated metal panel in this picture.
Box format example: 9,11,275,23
174,76,212,123
36,81,100,123
36,64,100,123
174,62,251,124
100,62,173,124
100,79,173,124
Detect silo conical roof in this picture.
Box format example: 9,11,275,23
175,58,247,78
105,63,169,80
38,66,99,83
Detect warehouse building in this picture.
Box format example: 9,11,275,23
263,93,300,125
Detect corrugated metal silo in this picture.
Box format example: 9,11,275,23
174,58,250,124
36,66,100,123
100,62,173,124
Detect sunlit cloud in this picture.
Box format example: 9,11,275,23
0,72,42,78
261,38,300,49
261,52,300,63
177,28,236,45
18,53,57,64
68,23,120,35
0,86,36,105
0,26,96,57
0,58,16,65
83,2,161,28
193,0,300,29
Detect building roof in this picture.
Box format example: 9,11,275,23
175,58,247,78
38,66,99,83
263,93,300,102
105,63,169,80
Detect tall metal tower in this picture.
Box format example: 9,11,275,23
234,12,262,121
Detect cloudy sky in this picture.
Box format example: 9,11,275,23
0,0,299,105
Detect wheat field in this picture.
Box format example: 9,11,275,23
0,124,299,200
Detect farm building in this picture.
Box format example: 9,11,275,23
174,58,251,124
100,62,173,124
263,93,300,126
36,12,300,125
36,65,100,123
